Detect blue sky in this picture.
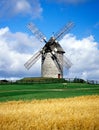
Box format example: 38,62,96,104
0,0,99,80
0,0,99,41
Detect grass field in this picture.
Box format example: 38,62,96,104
0,83,99,102
0,95,99,130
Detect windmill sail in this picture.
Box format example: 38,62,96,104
27,23,47,43
54,22,74,41
24,50,42,70
63,55,72,69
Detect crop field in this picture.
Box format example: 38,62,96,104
0,83,99,102
0,95,99,130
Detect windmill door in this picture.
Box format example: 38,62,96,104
58,74,61,79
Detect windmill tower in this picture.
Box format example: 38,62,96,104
24,22,74,78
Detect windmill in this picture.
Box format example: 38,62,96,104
24,22,74,78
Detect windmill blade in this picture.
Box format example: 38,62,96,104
50,52,63,73
63,55,72,69
24,50,42,70
54,22,74,41
27,22,47,43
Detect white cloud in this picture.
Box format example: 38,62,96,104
0,27,42,79
15,0,31,13
0,0,43,18
60,34,99,80
0,27,99,80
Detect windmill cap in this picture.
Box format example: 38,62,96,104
51,42,65,53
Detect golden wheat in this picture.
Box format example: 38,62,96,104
0,95,99,130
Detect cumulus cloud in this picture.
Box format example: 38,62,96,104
0,27,42,79
0,27,99,80
60,34,99,80
0,0,42,18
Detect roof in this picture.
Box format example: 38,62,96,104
43,37,65,53
50,42,65,53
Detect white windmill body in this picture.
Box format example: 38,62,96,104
24,22,74,78
41,53,63,78
41,39,65,78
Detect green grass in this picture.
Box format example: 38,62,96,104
0,83,99,102
66,83,99,88
0,83,65,91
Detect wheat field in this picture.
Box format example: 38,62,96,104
0,95,99,130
